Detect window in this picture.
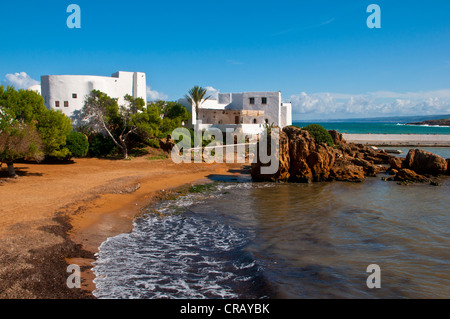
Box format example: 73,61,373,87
249,97,255,104
55,101,60,107
253,118,257,124
72,93,77,98
64,101,69,107
261,97,267,104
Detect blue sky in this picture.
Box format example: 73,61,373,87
1,0,449,120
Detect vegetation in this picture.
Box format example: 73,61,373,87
0,86,72,176
79,90,191,158
87,133,117,157
302,124,334,146
0,108,44,176
66,131,89,158
184,86,210,121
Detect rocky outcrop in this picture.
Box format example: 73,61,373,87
328,130,345,145
394,169,428,183
251,126,392,183
389,157,405,171
251,126,450,184
404,149,448,176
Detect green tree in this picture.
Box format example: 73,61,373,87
0,106,44,176
80,90,149,158
0,86,72,159
184,86,210,122
36,109,72,158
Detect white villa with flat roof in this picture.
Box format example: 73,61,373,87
39,71,147,118
179,91,292,135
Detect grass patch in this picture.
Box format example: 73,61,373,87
146,154,168,160
188,182,217,193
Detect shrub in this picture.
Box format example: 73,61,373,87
66,131,89,158
88,133,116,157
302,124,334,146
146,137,161,148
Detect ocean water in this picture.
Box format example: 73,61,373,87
93,177,450,299
293,122,450,135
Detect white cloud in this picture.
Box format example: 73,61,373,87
288,89,450,119
3,72,40,89
146,85,168,102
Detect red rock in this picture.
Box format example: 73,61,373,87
389,157,404,170
251,126,392,183
405,149,448,175
394,169,428,183
328,130,345,145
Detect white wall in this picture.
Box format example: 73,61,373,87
41,71,146,118
281,102,292,127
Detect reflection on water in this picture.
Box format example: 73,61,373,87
94,177,450,299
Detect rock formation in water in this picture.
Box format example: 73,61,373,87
251,126,450,183
393,169,429,183
251,126,392,183
403,149,448,176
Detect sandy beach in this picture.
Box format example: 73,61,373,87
0,155,247,298
343,133,450,146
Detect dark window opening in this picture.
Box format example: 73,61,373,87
249,97,255,104
235,116,240,124
262,97,267,104
253,118,257,124
55,101,60,107
72,93,77,98
265,119,269,124
64,101,69,107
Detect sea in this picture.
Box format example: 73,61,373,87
92,122,450,299
294,122,450,135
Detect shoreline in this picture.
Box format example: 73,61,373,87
68,169,248,296
0,157,248,298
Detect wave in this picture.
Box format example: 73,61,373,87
396,123,450,128
92,183,273,299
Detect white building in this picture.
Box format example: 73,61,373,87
179,91,292,135
40,71,146,118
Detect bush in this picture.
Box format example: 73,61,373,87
88,133,116,157
302,124,334,146
146,137,160,148
66,131,89,158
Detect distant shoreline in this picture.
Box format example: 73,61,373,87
405,119,450,127
342,133,450,147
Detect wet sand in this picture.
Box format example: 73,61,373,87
343,133,450,146
0,156,247,298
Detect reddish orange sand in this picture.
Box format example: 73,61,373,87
0,156,246,298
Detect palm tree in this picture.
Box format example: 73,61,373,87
184,86,211,122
